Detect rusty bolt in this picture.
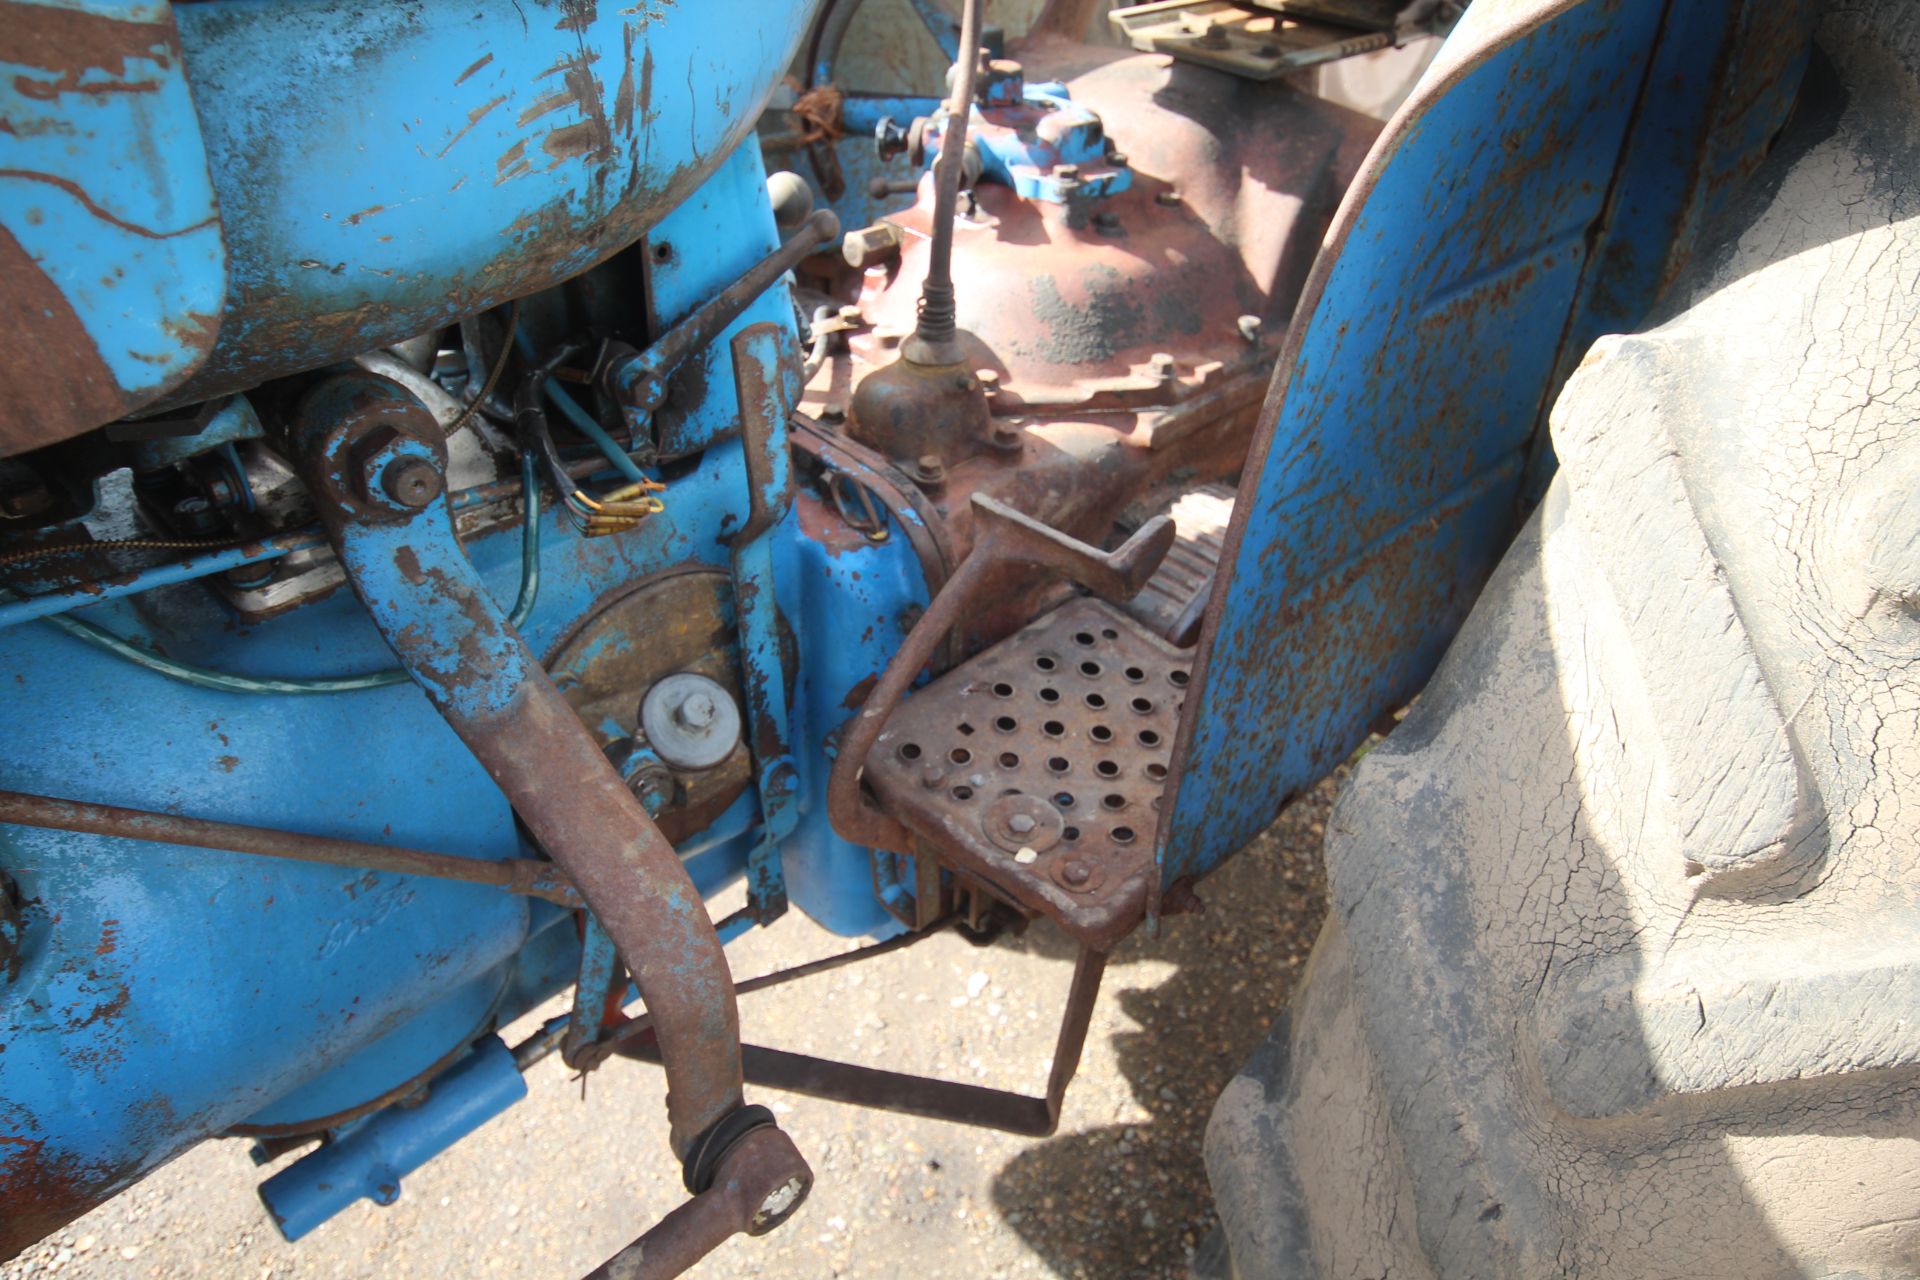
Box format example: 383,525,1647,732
1149,352,1177,381
1155,189,1182,207
1237,314,1263,343
626,763,674,815
1061,859,1092,887
914,454,946,484
1108,151,1128,167
1007,813,1037,835
1057,163,1081,181
381,456,443,509
842,221,904,270
976,369,1000,396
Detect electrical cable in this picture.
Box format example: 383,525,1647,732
15,450,547,697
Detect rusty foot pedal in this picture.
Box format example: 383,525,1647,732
862,597,1191,950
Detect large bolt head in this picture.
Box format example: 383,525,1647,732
842,221,904,270
381,456,443,509
640,672,741,770
675,692,718,729
348,423,444,515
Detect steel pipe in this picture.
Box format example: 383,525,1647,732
0,788,583,908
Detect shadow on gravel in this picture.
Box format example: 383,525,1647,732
985,773,1343,1280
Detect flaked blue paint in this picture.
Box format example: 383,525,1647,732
1158,0,1820,901
0,0,226,436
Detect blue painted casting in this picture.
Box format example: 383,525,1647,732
258,1035,529,1241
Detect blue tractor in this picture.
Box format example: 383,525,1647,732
4,0,1915,1274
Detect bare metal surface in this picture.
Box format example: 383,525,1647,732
0,789,582,908
583,1129,812,1280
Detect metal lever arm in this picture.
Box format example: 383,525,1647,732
292,372,809,1275
829,494,1175,852
607,208,841,415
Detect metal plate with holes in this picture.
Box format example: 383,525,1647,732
863,597,1192,949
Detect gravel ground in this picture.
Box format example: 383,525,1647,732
1,776,1336,1280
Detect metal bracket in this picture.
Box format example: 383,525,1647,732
727,323,801,924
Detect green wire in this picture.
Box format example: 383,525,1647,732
38,612,415,695
511,328,649,486
26,450,545,696
507,448,541,629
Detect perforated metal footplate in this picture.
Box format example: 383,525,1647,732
864,597,1192,948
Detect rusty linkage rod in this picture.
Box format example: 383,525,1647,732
0,788,584,908
617,945,1109,1137
906,0,984,364
606,207,842,415
290,369,808,1279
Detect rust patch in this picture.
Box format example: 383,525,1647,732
0,169,214,241
93,921,118,956
0,1130,122,1261
0,3,170,101
542,120,600,163
343,204,386,226
393,546,426,586
841,673,878,711
0,223,124,455
454,51,494,85
437,94,506,159
554,0,598,33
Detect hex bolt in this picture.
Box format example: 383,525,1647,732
1237,314,1264,343
914,454,946,485
1007,813,1037,835
1108,151,1128,167
842,221,904,270
381,456,443,509
1149,352,1177,383
626,764,675,815
976,369,1000,397
1155,189,1182,207
675,692,718,730
1061,859,1092,887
